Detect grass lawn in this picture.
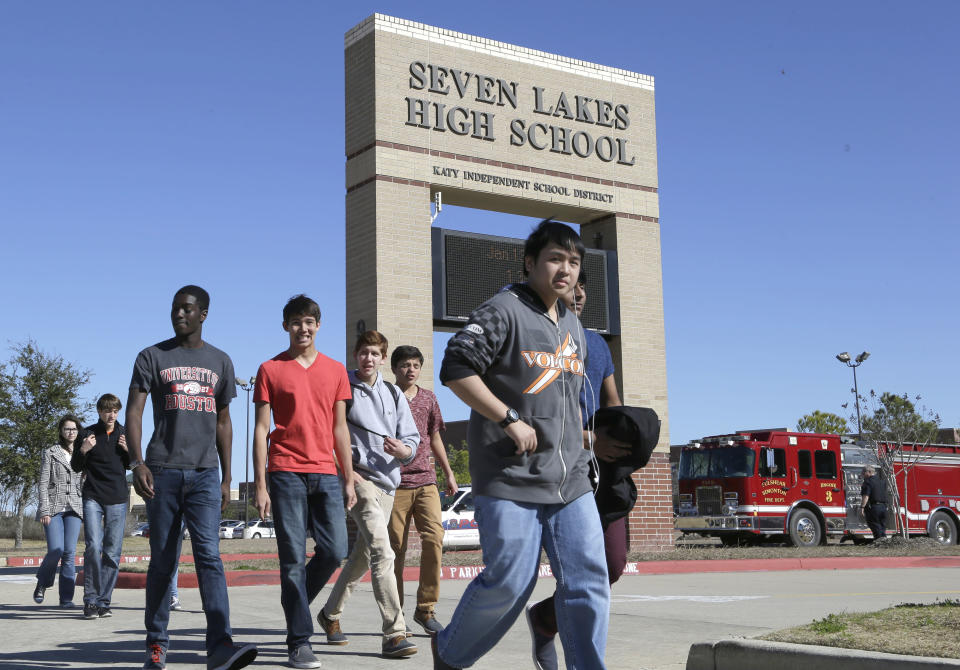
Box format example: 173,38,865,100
760,600,960,659
5,533,960,566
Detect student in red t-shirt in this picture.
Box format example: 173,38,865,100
252,295,357,670
386,345,458,634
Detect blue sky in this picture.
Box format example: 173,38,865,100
2,2,957,484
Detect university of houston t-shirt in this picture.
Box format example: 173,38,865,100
130,338,236,469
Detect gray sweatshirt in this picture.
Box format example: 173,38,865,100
347,370,419,493
440,283,591,505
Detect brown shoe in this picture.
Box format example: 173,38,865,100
382,635,417,658
317,608,348,645
414,610,444,634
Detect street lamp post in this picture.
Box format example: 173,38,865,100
235,376,256,525
835,351,870,439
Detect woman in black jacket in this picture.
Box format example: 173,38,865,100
34,414,85,607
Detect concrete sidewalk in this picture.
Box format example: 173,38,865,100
0,572,584,669
2,564,959,669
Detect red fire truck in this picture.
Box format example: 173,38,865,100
675,430,960,547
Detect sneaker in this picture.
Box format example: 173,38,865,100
382,635,417,658
525,605,559,670
33,583,45,604
413,610,444,634
288,645,322,669
83,603,99,619
430,634,461,670
316,608,348,645
206,640,258,670
170,597,184,612
60,601,76,609
144,643,167,669
98,606,113,618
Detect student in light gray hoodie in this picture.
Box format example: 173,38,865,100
319,330,420,659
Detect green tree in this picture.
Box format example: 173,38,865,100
858,391,940,539
860,392,939,443
796,410,849,435
0,341,91,547
439,439,471,486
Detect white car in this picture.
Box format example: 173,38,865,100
220,520,244,539
440,486,479,550
242,519,276,539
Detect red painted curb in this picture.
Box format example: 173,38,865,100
101,554,960,589
6,552,277,568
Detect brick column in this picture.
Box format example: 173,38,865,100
582,214,673,552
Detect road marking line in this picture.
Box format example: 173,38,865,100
778,590,960,598
613,595,770,603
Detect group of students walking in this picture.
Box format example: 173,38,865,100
33,219,658,670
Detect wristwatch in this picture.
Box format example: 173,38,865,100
129,459,145,470
499,408,520,428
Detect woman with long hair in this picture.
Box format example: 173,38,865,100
34,414,85,607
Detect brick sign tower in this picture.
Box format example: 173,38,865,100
344,14,672,550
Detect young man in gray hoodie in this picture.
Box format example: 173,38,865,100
318,330,420,659
434,220,610,669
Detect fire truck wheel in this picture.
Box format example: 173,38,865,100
928,511,958,546
788,509,822,547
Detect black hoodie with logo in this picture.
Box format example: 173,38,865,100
440,283,591,505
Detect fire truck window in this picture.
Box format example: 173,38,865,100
759,448,786,477
679,450,711,479
798,451,812,479
815,451,838,479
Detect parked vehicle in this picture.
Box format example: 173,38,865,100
130,522,149,537
220,520,245,539
440,486,479,550
242,519,276,539
675,430,960,547
142,525,190,540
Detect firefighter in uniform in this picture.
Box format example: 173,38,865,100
860,465,888,540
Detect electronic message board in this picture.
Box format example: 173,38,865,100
431,227,619,334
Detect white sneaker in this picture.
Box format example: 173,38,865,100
170,597,184,612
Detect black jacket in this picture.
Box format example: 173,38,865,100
71,420,129,505
591,406,660,529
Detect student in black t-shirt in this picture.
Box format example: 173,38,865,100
126,285,257,670
71,393,128,619
860,465,888,540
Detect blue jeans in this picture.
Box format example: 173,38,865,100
145,467,231,653
437,492,610,669
36,511,83,605
82,499,127,608
270,471,348,651
167,524,184,602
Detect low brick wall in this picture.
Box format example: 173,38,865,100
627,452,675,551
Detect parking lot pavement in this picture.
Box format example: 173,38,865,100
2,566,959,669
